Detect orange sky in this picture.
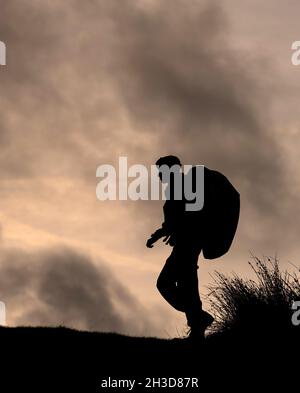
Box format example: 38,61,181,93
0,0,299,337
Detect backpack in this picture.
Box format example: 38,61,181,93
185,166,240,259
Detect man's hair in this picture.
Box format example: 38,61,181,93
155,155,181,168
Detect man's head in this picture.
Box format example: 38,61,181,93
155,155,182,183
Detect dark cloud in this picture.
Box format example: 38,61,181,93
101,0,286,217
0,246,154,335
0,0,289,223
0,0,285,211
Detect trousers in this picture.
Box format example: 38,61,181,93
156,239,203,327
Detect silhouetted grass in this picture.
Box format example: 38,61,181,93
207,255,300,338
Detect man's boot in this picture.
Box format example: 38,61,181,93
187,311,214,341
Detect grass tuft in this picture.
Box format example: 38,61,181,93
207,255,300,336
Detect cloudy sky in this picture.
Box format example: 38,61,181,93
0,0,299,337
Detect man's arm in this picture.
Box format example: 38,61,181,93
146,199,180,248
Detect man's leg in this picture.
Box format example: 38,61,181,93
157,243,214,337
156,248,185,312
175,245,203,328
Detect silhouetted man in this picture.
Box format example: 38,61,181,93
146,155,240,340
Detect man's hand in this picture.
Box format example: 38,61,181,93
146,237,156,248
162,235,175,246
146,228,170,248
